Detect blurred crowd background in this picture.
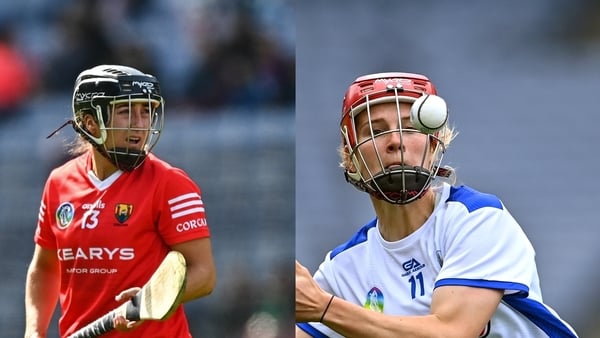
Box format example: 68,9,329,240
0,0,294,337
296,0,600,337
0,0,294,117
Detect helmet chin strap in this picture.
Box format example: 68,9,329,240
367,165,432,204
46,120,74,139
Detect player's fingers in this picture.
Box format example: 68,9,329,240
115,287,141,302
127,319,144,329
113,315,130,331
113,315,143,331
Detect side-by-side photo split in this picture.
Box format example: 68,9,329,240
3,0,600,337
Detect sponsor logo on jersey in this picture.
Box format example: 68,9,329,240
363,287,384,313
401,258,425,276
114,203,133,224
66,267,118,275
82,200,106,210
57,247,135,261
56,202,75,229
176,217,207,233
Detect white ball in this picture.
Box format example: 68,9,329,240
409,94,448,133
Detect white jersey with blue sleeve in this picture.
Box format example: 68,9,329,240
297,183,578,338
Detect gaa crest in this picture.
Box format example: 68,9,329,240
364,287,384,313
56,202,75,229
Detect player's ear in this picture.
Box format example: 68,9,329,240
338,144,355,172
82,113,100,136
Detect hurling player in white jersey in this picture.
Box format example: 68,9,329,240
295,72,578,337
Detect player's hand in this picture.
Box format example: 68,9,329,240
295,260,331,323
23,331,46,338
113,287,144,331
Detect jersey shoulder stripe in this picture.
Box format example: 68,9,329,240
297,323,328,338
435,278,529,295
503,294,578,337
168,192,204,219
330,219,377,259
447,185,503,212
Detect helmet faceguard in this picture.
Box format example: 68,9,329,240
71,65,164,171
340,72,452,204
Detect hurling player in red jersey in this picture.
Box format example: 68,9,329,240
24,65,216,337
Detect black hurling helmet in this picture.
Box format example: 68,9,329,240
72,65,164,171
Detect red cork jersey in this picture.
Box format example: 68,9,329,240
35,152,210,337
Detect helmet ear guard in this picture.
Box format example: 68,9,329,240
72,100,108,146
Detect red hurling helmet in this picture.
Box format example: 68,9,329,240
341,72,437,149
340,72,451,204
